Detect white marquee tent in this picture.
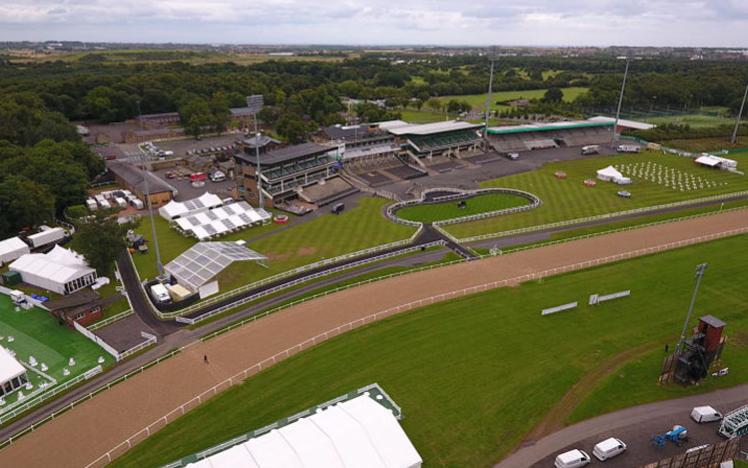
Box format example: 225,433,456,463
173,202,271,241
596,166,632,185
187,394,422,468
0,346,27,398
0,237,30,265
165,242,267,292
159,192,224,221
9,245,97,295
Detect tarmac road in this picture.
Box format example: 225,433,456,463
496,384,748,468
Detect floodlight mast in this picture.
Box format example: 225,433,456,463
731,82,748,145
483,47,496,141
136,98,164,276
611,58,630,146
677,263,708,353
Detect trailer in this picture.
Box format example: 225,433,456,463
86,198,98,211
719,404,748,439
26,227,66,248
114,197,128,208
130,198,144,210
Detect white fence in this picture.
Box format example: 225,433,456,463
84,224,748,468
456,190,748,244
87,309,134,331
73,322,120,361
118,332,158,362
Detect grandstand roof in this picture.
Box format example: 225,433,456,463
588,116,656,131
387,120,482,136
487,120,613,135
236,143,335,167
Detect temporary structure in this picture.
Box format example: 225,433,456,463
159,192,224,220
9,246,97,295
596,166,632,185
0,237,30,265
0,346,28,398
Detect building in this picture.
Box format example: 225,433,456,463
234,142,347,209
487,120,614,153
235,134,282,156
386,120,483,159
9,245,97,296
0,347,28,400
318,123,399,162
45,289,103,327
229,107,255,128
107,160,176,208
168,385,422,468
0,237,30,266
135,112,181,128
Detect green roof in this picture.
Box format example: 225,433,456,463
487,120,613,136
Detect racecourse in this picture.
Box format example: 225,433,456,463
0,208,747,468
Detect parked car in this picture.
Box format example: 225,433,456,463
593,437,627,461
691,406,723,423
554,449,591,468
617,190,631,198
581,145,600,155
505,152,520,160
616,144,641,153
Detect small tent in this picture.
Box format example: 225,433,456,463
596,166,631,185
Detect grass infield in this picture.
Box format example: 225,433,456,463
112,234,748,468
395,192,531,224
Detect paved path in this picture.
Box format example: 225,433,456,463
496,384,748,468
0,209,746,468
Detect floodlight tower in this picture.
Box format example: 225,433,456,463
611,58,630,146
483,47,496,141
731,82,748,145
677,263,708,353
246,95,265,209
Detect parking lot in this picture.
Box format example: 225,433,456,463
153,167,237,201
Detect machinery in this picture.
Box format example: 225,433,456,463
651,425,688,448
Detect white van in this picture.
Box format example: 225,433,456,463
593,437,627,461
691,405,723,423
581,145,600,155
150,283,170,303
554,449,590,468
616,144,641,153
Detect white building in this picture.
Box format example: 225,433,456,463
0,347,28,399
186,394,422,468
9,245,97,295
0,237,30,266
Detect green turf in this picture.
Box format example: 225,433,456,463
437,87,589,111
112,234,748,468
445,151,748,240
643,113,736,129
395,193,530,223
133,197,415,292
659,136,748,153
0,296,115,408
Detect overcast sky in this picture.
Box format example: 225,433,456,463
2,0,748,47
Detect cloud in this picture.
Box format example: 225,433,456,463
0,0,747,46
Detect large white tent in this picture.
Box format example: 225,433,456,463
0,237,30,265
0,346,28,398
596,166,632,185
159,192,224,221
187,395,422,468
173,202,271,241
9,246,97,295
164,242,267,292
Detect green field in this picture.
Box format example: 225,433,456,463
643,113,736,129
660,136,748,153
0,296,114,408
112,234,748,468
133,197,415,292
445,151,748,240
438,87,589,110
395,192,530,223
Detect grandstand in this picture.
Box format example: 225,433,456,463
387,121,483,159
487,120,614,153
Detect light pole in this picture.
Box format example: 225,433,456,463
139,153,164,276
731,82,748,145
483,47,496,141
611,58,630,146
677,263,708,353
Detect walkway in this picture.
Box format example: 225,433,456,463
0,209,746,468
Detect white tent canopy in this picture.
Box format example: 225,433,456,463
159,192,224,221
0,237,30,265
596,166,632,185
173,201,272,241
187,395,422,468
9,246,97,295
0,346,26,387
165,242,267,292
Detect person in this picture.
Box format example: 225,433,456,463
204,354,209,364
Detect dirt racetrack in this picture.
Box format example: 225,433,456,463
1,209,747,468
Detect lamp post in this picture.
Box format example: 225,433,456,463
677,263,708,353
483,47,496,141
731,82,748,145
611,58,630,146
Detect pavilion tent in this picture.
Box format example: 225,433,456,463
0,237,30,265
0,346,28,398
8,246,97,295
159,192,224,221
596,166,631,185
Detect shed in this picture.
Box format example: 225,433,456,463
0,237,30,265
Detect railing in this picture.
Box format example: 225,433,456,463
118,332,158,361
87,309,134,331
455,190,748,244
160,227,423,319
176,239,446,326
84,224,748,468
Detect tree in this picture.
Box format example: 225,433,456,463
74,214,133,277
543,87,564,103
209,93,231,135
179,97,212,140
426,98,443,112
276,113,308,144
0,176,55,238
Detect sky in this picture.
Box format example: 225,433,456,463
1,0,748,47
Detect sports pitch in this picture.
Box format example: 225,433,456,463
0,296,114,409
445,151,748,239
395,192,530,223
112,233,748,468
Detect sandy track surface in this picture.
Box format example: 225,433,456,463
1,209,747,468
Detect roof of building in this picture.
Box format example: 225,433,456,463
701,315,726,328
387,120,482,136
323,124,387,141
230,107,256,117
239,135,281,148
45,288,101,311
107,161,175,195
0,347,26,385
588,116,656,131
9,246,95,285
236,142,335,166
0,237,30,258
488,120,613,135
184,394,421,468
375,119,410,131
